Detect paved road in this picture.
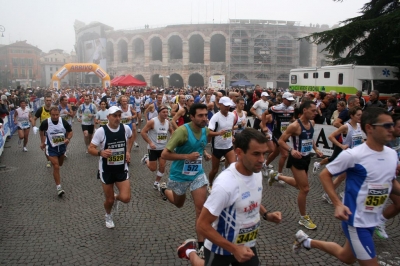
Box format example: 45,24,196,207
1,122,399,265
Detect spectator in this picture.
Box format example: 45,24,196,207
314,101,329,124
0,95,10,119
365,89,384,108
386,97,397,113
338,92,347,103
356,90,366,109
326,91,338,123
330,101,346,125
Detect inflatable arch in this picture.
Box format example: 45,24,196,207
51,63,110,89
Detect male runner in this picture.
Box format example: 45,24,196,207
160,103,212,252
269,101,323,229
14,99,31,152
88,106,133,229
39,106,73,196
293,107,400,266
177,128,282,265
78,95,97,153
140,105,174,190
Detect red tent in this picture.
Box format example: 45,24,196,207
111,76,125,86
117,75,147,87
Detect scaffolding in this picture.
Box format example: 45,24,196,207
228,19,303,89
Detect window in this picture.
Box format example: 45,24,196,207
29,69,33,78
21,69,26,77
50,73,53,79
303,73,308,79
14,69,18,77
313,72,318,79
50,67,53,71
291,75,297,84
324,72,330,78
338,73,343,85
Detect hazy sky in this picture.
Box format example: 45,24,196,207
1,0,368,53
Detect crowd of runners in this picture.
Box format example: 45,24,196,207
1,85,400,265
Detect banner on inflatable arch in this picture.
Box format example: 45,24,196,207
51,63,111,89
245,118,365,157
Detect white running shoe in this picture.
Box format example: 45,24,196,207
46,161,51,168
293,230,310,254
313,162,320,173
23,147,28,152
137,129,141,133
105,214,115,229
375,223,389,239
141,154,149,165
322,193,333,204
134,142,139,147
153,182,160,190
57,186,65,197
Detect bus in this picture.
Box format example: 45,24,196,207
289,65,399,99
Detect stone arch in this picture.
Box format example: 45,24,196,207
117,39,128,63
150,36,163,61
169,73,184,88
168,35,183,60
277,73,289,80
231,73,248,81
106,41,114,62
255,73,269,79
132,38,145,60
189,34,204,63
188,73,204,87
187,31,207,41
151,74,163,87
134,74,146,82
210,34,226,62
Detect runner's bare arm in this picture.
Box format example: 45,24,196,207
140,119,155,145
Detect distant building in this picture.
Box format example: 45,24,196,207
40,49,77,87
0,41,42,89
74,20,330,89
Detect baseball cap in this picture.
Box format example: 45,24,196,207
108,106,122,114
5,92,11,96
282,92,295,101
219,96,234,107
261,92,269,97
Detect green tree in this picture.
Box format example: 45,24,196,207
301,0,400,71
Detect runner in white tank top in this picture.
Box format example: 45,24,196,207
14,99,32,152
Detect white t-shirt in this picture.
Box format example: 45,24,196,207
326,143,397,228
91,124,133,172
208,111,235,149
252,100,269,116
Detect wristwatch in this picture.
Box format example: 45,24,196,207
98,151,101,156
262,212,269,221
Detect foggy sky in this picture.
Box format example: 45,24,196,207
0,0,368,53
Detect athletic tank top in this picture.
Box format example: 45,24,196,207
46,118,66,148
147,117,169,150
342,122,363,149
58,105,72,125
121,105,133,126
233,110,247,135
102,125,126,173
40,106,51,123
292,119,314,156
16,107,30,129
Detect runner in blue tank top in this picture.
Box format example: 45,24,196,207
268,101,323,230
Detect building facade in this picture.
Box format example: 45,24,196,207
0,41,42,89
75,20,330,88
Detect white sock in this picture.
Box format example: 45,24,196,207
303,238,312,249
56,185,61,189
185,249,196,258
154,181,159,185
275,173,281,180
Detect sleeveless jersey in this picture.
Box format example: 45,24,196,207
342,122,363,149
121,105,133,126
269,103,294,135
40,106,51,123
169,124,207,182
58,105,72,125
147,117,169,150
16,107,30,129
102,125,126,173
45,117,66,148
233,110,247,135
292,119,314,156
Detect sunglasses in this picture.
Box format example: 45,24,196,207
372,123,394,129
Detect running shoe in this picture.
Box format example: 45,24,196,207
137,129,141,133
322,193,332,205
220,156,225,162
197,246,205,259
268,170,278,186
298,215,317,230
141,154,149,165
375,223,389,239
46,161,51,168
261,164,269,178
134,142,139,147
18,139,22,148
153,182,159,190
278,180,285,186
312,162,320,173
141,119,144,122
57,186,65,197
64,151,67,158
23,147,28,152
105,214,115,229
159,182,168,201
207,185,212,194
136,122,138,125
293,230,311,254
177,239,197,260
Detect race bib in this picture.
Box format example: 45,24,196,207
235,221,260,245
364,183,389,213
300,139,313,156
352,134,363,148
83,114,91,123
222,130,232,140
182,156,202,176
107,148,125,165
100,119,108,125
20,120,29,128
121,118,131,125
51,133,65,147
280,122,289,133
157,133,167,143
